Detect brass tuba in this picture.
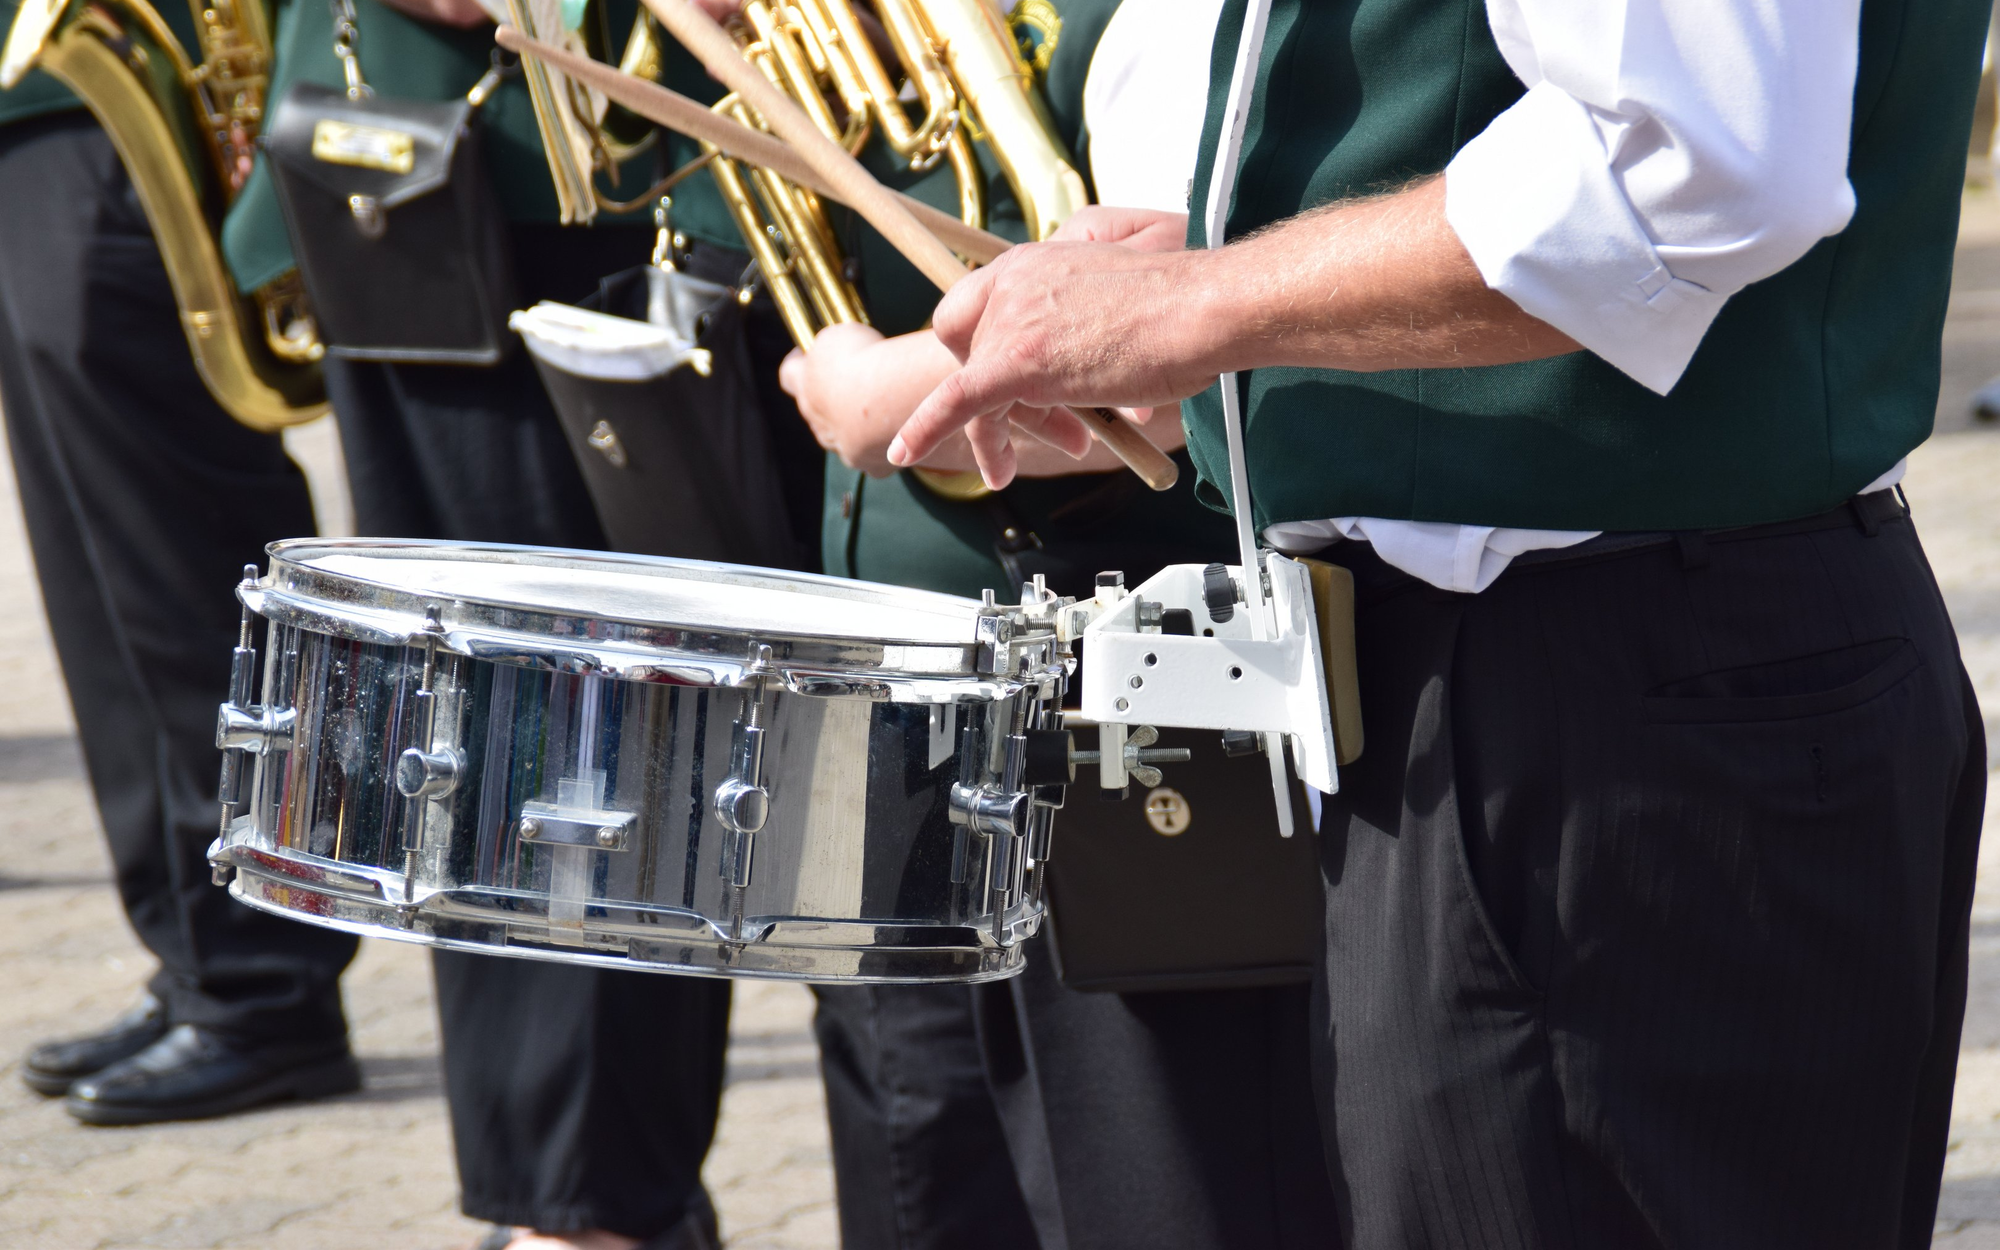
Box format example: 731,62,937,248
700,0,1090,349
3,0,330,430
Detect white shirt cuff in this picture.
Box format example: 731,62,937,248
1445,81,1727,396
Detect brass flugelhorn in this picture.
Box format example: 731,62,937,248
3,0,330,430
697,0,1090,348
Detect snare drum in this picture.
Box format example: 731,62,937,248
209,540,1071,983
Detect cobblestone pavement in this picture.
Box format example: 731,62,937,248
0,419,839,1245
0,210,1998,1250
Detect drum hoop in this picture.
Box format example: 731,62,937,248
251,538,1063,696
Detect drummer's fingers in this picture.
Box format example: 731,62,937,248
777,348,806,399
966,411,1019,490
1011,405,1092,459
1009,414,1084,460
929,262,999,362
891,357,1020,466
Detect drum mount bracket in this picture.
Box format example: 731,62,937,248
1061,556,1339,833
518,802,638,852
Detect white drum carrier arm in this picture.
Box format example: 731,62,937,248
1067,557,1339,836
1079,0,1321,834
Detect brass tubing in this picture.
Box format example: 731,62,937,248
496,27,1010,263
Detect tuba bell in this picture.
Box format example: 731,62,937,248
3,0,330,431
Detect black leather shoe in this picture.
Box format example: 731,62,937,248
21,994,169,1096
64,1024,360,1126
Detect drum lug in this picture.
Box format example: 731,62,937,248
215,567,305,843
396,608,454,903
715,721,769,888
216,703,297,754
395,747,464,801
951,703,1038,846
948,782,1030,841
714,666,774,891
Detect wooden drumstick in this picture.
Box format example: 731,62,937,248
632,0,1181,492
495,27,1010,265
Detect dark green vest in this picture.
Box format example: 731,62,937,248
1182,0,1988,533
221,0,739,292
823,0,1236,596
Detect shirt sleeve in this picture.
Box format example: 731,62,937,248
1442,0,1862,395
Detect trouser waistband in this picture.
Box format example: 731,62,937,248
1508,488,1909,573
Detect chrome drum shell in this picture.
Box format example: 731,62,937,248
210,540,1066,983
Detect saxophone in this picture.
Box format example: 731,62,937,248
3,0,329,431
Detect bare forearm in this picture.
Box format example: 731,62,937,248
898,179,1578,482
1179,177,1579,376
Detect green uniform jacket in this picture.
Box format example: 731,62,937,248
820,0,1233,598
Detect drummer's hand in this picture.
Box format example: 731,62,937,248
690,0,740,18
778,325,913,477
889,241,1213,488
782,325,1094,477
1050,206,1189,254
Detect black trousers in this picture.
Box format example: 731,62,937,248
323,223,730,1236
815,973,1334,1250
431,954,729,1236
0,112,355,1041
971,935,1338,1250
1316,498,1986,1249
813,985,1040,1250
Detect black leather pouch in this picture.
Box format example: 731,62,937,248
525,265,803,568
978,499,1325,993
1044,731,1323,993
263,80,518,363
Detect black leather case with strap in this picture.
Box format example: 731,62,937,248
263,79,518,363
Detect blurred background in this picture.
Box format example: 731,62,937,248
0,33,1997,1250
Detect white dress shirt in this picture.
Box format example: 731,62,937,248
1446,0,1862,397
1085,0,1873,594
1082,0,1225,212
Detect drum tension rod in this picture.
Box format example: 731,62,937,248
392,605,455,906
214,564,298,883
716,646,774,940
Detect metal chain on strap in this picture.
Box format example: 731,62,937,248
329,0,517,110
465,46,520,109
330,0,371,99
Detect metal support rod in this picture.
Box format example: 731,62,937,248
399,605,444,901
1200,0,1292,836
216,564,261,838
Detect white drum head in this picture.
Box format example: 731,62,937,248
246,539,1016,693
